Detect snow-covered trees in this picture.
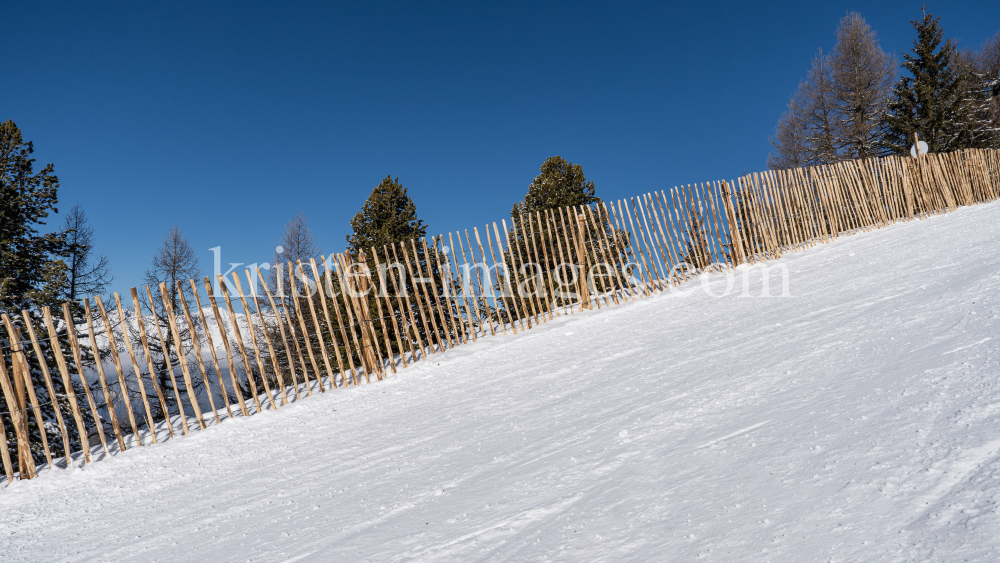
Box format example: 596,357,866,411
955,33,1000,150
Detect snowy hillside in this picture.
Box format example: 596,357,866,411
2,201,1000,561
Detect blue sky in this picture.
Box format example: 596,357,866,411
4,1,999,293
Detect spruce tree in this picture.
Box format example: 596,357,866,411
347,176,427,255
884,9,967,154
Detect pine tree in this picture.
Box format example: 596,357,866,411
345,176,444,364
347,176,427,255
0,120,66,312
884,9,967,154
504,156,628,319
512,156,600,216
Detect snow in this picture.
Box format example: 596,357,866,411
3,201,1000,561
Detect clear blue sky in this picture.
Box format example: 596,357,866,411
4,1,999,293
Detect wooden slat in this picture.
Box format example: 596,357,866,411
287,262,325,389
143,286,191,435
62,303,110,455
338,253,385,381
19,311,73,463
93,296,141,442
202,278,250,415
111,294,157,443
0,397,13,481
42,306,91,462
176,282,225,420
387,244,427,358
253,266,296,399
79,302,127,450
217,276,264,411
322,258,360,385
158,283,207,430
229,274,281,406
329,256,371,383
294,260,334,390
131,289,175,436
6,321,54,468
309,258,351,381
244,271,291,400
376,245,414,362
0,339,35,478
186,282,234,417
363,252,399,373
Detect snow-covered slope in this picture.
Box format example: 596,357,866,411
3,202,1000,562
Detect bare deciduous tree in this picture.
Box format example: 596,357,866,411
770,13,895,167
61,203,113,303
769,50,839,168
830,12,896,159
141,226,203,414
269,212,321,295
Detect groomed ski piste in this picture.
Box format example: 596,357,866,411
2,200,1000,562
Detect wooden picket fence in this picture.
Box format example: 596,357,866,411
2,147,999,483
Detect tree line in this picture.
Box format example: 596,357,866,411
2,113,605,454
769,9,1000,169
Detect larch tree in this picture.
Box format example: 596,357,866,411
61,204,113,305
269,211,321,296
770,13,895,167
769,50,840,168
141,226,203,415
830,12,896,160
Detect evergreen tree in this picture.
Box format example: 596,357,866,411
503,156,630,320
0,120,66,311
347,176,427,255
344,176,447,365
512,156,600,216
884,9,967,154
